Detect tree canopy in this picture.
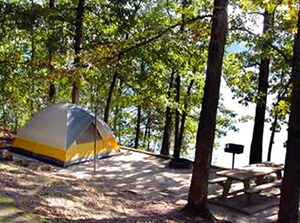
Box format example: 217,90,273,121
1,0,300,221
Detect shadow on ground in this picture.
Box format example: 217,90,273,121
0,149,285,222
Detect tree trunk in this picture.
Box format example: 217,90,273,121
172,0,187,158
114,80,122,140
267,79,291,162
104,71,117,123
178,79,194,152
249,10,271,164
49,83,56,103
161,70,175,156
30,20,35,117
48,0,55,103
173,74,181,158
147,116,152,151
72,0,85,105
184,0,227,220
267,113,278,161
143,115,149,147
134,105,141,149
147,123,151,151
278,7,300,222
49,0,54,7
143,115,151,150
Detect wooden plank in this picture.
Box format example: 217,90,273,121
216,165,284,181
208,177,227,184
244,179,282,194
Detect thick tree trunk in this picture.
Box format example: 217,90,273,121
184,0,227,220
104,72,117,123
72,0,84,105
267,113,278,161
173,74,181,158
134,105,141,149
249,10,270,164
161,71,175,156
178,79,194,152
278,7,300,223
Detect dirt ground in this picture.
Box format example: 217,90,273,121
0,148,282,223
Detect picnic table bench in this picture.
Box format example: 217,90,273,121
214,162,284,199
208,177,227,186
244,179,282,194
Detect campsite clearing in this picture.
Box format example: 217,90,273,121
0,149,281,222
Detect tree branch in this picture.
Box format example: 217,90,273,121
248,12,264,16
231,27,292,63
103,14,212,61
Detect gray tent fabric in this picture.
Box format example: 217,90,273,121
19,104,68,148
65,104,94,148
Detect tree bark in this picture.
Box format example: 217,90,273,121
267,113,278,161
72,0,85,105
104,71,117,123
267,79,291,161
173,74,181,158
48,0,55,103
134,105,141,149
143,114,152,150
249,10,270,164
143,116,148,146
278,7,300,222
30,17,35,117
49,0,54,7
161,70,175,156
178,79,194,152
184,0,227,219
172,0,187,158
147,122,151,151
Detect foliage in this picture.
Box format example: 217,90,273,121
0,0,294,158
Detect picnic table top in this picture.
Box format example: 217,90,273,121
216,163,284,181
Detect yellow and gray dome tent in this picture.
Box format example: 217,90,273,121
12,103,119,167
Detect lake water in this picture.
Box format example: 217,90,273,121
212,82,288,168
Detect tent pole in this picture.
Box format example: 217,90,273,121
94,104,97,176
93,82,98,176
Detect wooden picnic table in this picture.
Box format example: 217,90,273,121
216,162,284,199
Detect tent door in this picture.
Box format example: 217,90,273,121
76,123,101,145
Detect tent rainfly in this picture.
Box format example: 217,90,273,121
12,103,119,167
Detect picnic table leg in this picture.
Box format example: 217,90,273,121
221,179,233,199
243,180,252,203
276,170,282,179
255,176,264,185
243,179,250,189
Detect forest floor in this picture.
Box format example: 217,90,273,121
0,148,282,223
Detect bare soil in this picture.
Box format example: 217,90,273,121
0,148,281,223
